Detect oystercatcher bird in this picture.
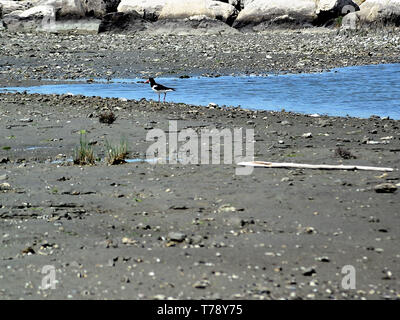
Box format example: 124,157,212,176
145,77,175,103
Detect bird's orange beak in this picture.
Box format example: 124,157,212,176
144,79,149,83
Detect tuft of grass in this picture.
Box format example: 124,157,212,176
2,146,11,150
334,147,357,160
105,138,128,165
74,131,96,165
335,16,343,28
99,111,116,124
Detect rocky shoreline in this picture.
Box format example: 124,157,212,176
0,0,399,34
1,27,400,87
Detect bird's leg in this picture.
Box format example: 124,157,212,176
164,93,166,103
158,93,160,103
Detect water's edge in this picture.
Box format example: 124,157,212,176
1,63,399,119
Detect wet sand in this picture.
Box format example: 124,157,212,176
0,28,399,300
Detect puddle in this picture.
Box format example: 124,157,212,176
125,158,160,163
49,157,162,164
25,146,56,151
1,63,400,119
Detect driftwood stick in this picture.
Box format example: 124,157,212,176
238,161,394,172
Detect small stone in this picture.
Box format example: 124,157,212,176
302,267,316,276
122,237,136,245
19,118,33,122
218,204,236,213
193,280,210,289
302,132,313,138
0,183,11,191
21,247,35,255
305,227,316,234
168,232,186,242
0,157,10,164
374,183,397,193
316,256,330,262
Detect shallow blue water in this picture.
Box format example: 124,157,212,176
1,63,400,119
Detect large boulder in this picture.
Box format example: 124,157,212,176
151,14,239,35
3,4,55,31
208,0,238,24
159,0,214,19
2,0,104,32
117,0,237,24
233,0,317,29
227,0,241,10
82,0,121,18
0,0,33,15
104,0,121,13
159,0,238,25
342,0,400,27
117,0,166,20
241,0,256,8
82,0,107,18
315,0,360,25
99,11,149,32
40,0,85,19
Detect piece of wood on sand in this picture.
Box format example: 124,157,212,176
237,161,394,172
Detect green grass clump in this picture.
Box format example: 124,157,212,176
335,16,343,28
105,138,128,165
74,130,96,165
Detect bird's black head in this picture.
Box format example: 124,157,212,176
145,78,155,86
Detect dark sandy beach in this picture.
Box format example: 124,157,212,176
0,28,399,300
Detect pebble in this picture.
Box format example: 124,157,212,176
193,280,210,289
374,183,397,193
302,267,316,276
0,183,11,190
19,118,33,122
168,232,186,242
218,204,237,213
122,237,137,245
